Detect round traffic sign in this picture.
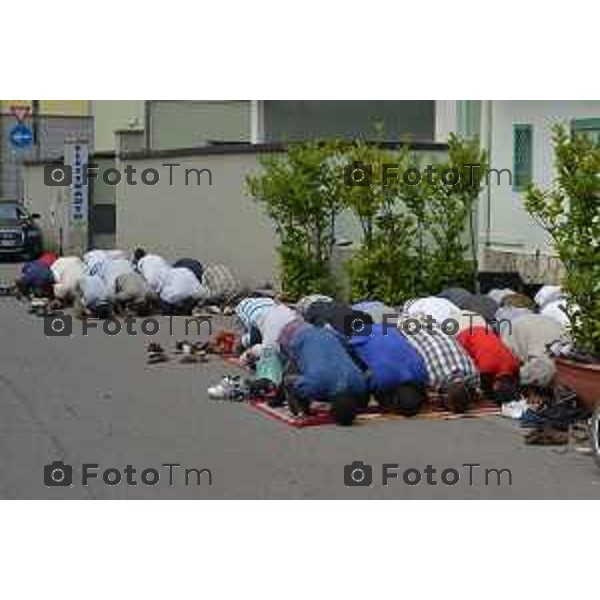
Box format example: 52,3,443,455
9,124,33,149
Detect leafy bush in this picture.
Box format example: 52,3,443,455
343,135,486,304
418,134,487,294
246,140,346,299
525,125,600,357
342,142,418,303
247,134,487,306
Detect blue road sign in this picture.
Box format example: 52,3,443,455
9,124,33,149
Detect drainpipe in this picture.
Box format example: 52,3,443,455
144,100,151,151
32,100,40,161
482,100,493,247
250,100,264,144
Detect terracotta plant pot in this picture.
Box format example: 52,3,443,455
555,357,600,410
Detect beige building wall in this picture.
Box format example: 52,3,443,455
148,100,251,149
92,100,145,152
115,150,279,288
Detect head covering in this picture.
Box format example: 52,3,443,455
466,295,499,323
501,293,536,310
487,288,516,305
296,294,334,316
437,287,474,310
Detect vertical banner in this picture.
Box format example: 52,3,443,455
64,140,89,254
65,140,89,226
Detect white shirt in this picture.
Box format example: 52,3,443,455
101,259,134,295
160,267,207,305
534,285,564,309
51,256,84,300
541,299,571,328
83,249,110,277
80,275,110,306
138,254,171,293
256,304,300,346
404,297,461,326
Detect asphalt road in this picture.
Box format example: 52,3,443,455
1,261,599,499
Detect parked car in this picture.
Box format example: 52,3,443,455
0,200,43,260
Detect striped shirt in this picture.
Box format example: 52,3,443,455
235,297,276,330
397,316,479,390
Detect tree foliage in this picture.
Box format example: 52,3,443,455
246,134,487,306
525,125,600,357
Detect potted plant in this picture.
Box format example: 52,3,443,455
525,125,600,409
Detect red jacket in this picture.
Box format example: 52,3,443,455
37,252,58,268
457,326,519,377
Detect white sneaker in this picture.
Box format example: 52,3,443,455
501,398,529,419
208,376,244,400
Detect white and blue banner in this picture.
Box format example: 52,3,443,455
65,141,89,226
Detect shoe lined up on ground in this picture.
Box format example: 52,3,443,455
207,375,247,401
147,342,168,365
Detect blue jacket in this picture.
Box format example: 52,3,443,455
21,260,54,288
283,324,367,401
349,324,428,392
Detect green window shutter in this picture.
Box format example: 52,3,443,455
513,124,533,191
571,118,600,146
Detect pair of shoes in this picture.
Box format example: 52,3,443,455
525,427,569,446
174,340,189,354
29,297,48,313
147,343,168,364
207,375,246,401
175,340,209,363
501,399,530,420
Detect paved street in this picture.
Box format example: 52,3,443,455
1,261,599,499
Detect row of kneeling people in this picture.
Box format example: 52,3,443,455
233,291,570,426
15,248,240,318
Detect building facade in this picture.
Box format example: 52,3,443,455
436,100,600,282
0,100,93,199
